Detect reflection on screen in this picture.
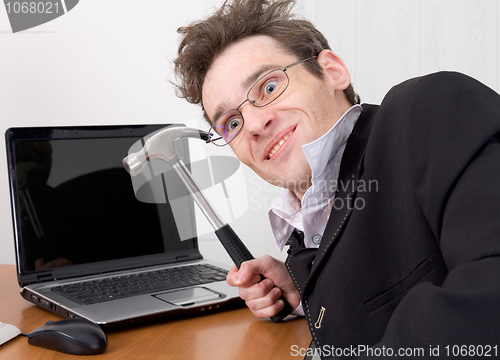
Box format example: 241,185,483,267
13,137,195,273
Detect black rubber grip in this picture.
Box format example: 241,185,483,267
215,224,293,322
215,224,255,267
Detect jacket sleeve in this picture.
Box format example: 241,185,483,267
365,72,500,358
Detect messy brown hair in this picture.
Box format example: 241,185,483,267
173,0,360,123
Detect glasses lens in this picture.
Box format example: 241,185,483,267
209,109,243,146
248,69,289,107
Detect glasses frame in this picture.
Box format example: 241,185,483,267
206,56,317,147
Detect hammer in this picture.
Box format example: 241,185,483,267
123,125,293,323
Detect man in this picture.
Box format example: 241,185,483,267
174,0,500,358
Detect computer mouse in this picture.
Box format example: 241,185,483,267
27,319,107,355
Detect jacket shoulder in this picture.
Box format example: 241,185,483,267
383,71,497,105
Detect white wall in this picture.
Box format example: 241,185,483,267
1,0,499,265
311,0,500,103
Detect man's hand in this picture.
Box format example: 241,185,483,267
35,257,73,270
226,255,300,318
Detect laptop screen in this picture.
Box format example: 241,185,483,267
6,125,199,281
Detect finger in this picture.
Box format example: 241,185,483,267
245,285,281,308
238,278,275,301
227,267,261,288
226,265,238,286
41,257,72,269
228,260,264,286
34,258,45,271
247,289,285,318
234,260,260,285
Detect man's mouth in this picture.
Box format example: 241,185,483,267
267,130,293,160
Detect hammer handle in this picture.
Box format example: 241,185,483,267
215,224,293,323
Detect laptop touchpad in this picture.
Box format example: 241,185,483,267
155,287,222,307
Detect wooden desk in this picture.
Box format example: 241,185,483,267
0,265,310,359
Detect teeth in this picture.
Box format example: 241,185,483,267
267,132,291,159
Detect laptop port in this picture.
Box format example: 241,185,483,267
39,299,50,308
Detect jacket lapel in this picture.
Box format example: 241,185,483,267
305,104,377,288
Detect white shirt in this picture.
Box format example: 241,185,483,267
268,105,363,251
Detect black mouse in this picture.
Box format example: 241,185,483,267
27,319,108,355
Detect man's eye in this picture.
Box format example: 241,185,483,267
227,118,242,131
263,79,278,96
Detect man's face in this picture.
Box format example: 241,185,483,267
202,35,351,199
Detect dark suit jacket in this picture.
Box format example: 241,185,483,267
286,72,500,359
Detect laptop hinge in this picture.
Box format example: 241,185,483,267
176,255,190,262
37,273,55,283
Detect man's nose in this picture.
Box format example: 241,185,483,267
241,104,273,137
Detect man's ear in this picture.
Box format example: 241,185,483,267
317,49,351,91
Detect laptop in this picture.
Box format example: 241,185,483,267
5,124,242,331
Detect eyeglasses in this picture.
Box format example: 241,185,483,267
206,56,317,146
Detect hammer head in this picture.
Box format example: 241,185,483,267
123,125,208,176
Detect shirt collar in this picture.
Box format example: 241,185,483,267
302,105,363,183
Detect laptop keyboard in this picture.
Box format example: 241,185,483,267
52,264,228,305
